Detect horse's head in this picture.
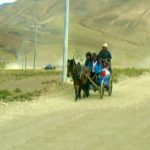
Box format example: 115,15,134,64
67,59,76,77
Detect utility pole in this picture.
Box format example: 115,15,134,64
62,0,70,82
21,54,24,70
22,40,30,71
30,21,42,72
24,51,27,70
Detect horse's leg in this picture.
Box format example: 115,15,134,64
78,84,81,99
83,90,85,98
76,85,79,100
74,84,78,100
81,84,86,98
85,86,88,97
86,82,90,97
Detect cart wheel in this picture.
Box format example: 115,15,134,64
100,80,104,99
108,77,112,96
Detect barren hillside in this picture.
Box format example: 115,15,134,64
0,0,150,67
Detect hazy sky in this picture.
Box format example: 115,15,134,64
0,0,17,5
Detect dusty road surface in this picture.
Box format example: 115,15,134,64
0,74,150,150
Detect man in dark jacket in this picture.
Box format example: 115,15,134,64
84,52,93,71
83,52,92,97
98,43,112,72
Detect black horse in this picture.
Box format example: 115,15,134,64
67,59,81,100
67,59,90,100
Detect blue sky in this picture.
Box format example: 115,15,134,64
0,0,17,5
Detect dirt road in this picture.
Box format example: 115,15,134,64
0,74,150,150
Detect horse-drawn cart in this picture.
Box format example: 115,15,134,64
67,58,112,100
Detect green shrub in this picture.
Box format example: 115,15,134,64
0,89,42,103
34,90,41,97
0,90,11,100
14,88,22,93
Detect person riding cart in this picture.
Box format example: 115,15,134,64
98,43,112,73
91,53,98,83
83,52,93,97
84,52,93,71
